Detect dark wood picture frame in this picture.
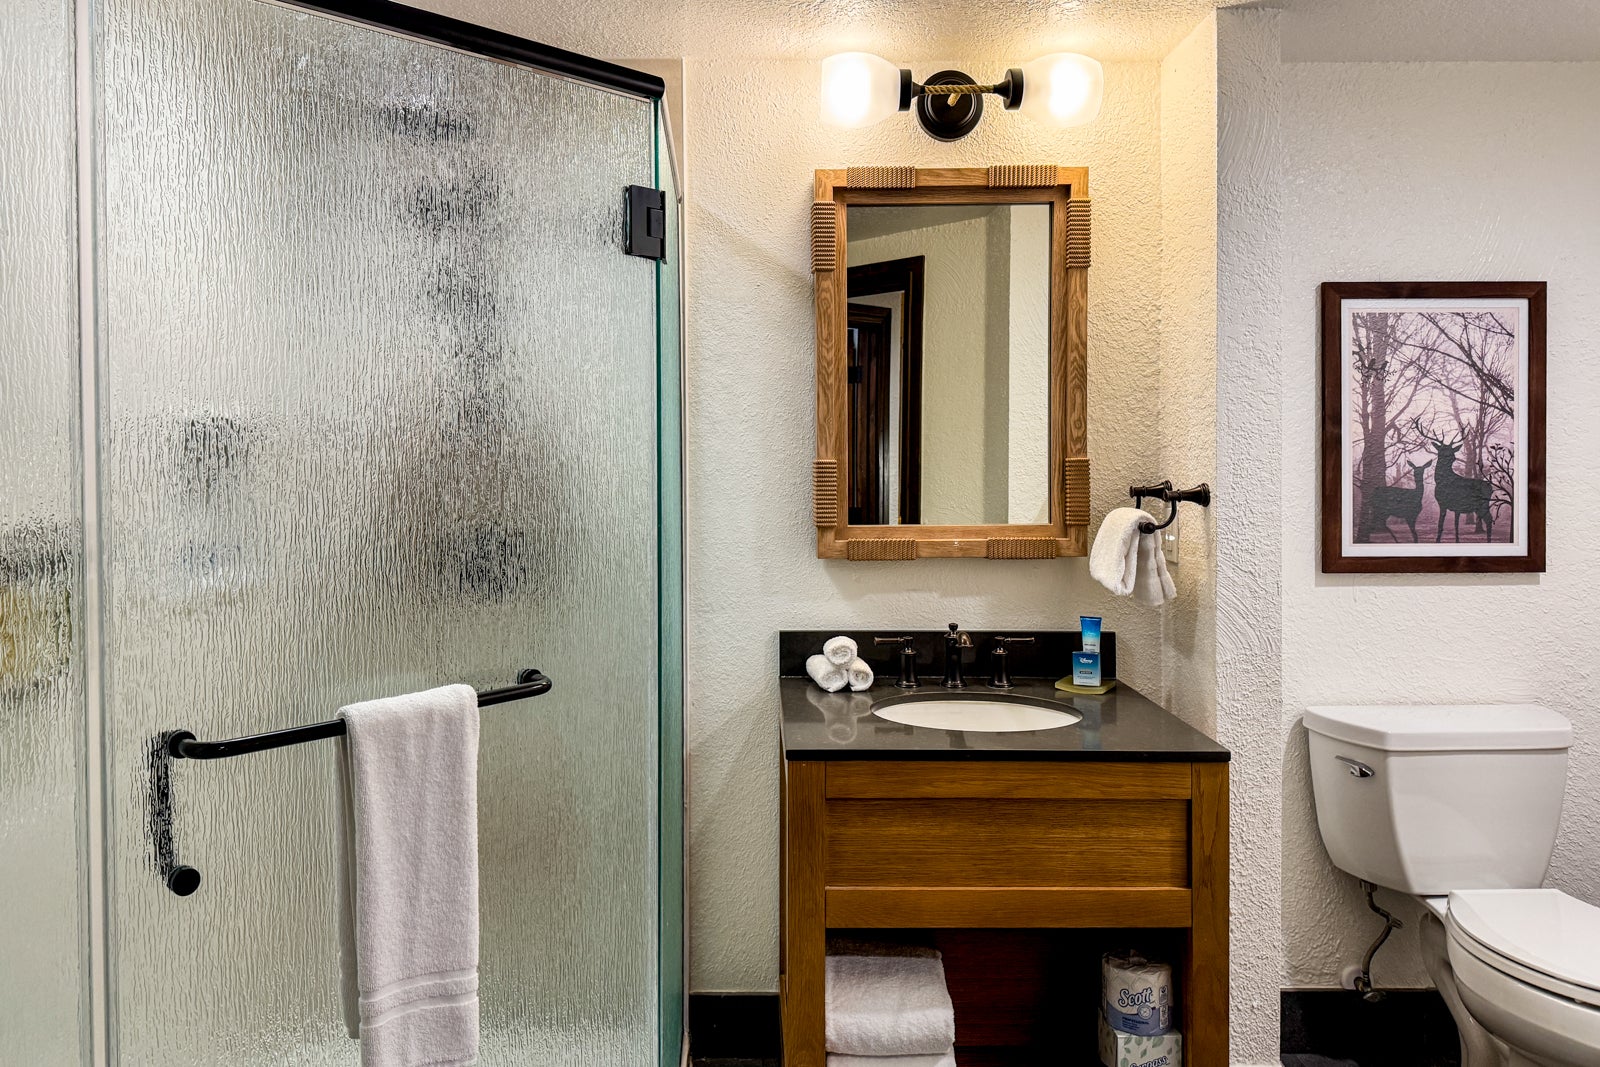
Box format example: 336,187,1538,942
1320,281,1546,573
847,256,925,524
810,166,1092,561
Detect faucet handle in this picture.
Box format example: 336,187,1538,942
874,636,920,688
988,635,1035,689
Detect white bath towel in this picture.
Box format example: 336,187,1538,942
826,953,955,1057
846,657,874,692
1090,506,1175,606
823,635,859,666
826,1051,957,1067
807,653,849,692
338,684,481,1067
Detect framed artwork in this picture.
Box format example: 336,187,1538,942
1320,281,1546,573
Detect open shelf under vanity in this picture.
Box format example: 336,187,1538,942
828,927,1193,1064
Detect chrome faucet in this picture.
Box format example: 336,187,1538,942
942,623,973,688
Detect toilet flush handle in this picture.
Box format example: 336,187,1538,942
1335,755,1375,779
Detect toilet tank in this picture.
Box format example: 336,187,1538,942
1304,705,1571,895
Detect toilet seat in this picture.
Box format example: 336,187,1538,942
1445,889,1600,1008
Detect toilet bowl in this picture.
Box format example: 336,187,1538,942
1305,705,1600,1067
1445,890,1600,1067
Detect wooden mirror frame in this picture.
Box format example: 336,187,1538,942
811,165,1092,561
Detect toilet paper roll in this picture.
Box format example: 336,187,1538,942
1102,951,1173,1036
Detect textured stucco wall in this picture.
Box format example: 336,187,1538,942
1215,8,1285,1063
682,58,1170,991
1277,60,1600,989
1157,13,1219,735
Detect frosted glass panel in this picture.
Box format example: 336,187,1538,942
96,0,660,1061
0,0,89,1061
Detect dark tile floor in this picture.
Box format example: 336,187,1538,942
698,1059,1449,1067
700,1056,1451,1067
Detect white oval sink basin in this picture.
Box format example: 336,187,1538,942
872,698,1081,733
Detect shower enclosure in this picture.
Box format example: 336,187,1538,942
1,0,685,1062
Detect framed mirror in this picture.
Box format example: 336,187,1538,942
810,166,1092,560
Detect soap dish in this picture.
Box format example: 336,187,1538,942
1054,677,1118,696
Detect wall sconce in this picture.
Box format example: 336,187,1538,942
819,51,1103,140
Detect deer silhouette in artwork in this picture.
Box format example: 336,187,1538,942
1414,417,1496,543
1363,459,1433,542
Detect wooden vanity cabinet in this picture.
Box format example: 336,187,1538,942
779,759,1229,1066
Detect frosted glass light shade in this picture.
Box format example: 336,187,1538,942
820,52,907,128
1018,53,1103,127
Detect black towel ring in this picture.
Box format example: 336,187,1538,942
1129,481,1212,534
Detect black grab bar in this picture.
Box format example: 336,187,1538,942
165,668,552,761
150,668,551,896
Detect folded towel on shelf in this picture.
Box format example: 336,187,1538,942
823,635,859,666
846,657,874,692
807,654,849,693
338,684,481,1067
826,951,955,1057
826,1050,957,1067
1090,506,1176,606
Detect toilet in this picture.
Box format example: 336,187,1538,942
1304,704,1600,1067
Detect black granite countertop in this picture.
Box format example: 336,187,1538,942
778,629,1229,762
780,677,1228,761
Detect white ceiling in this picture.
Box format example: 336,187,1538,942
411,0,1600,67
410,0,1238,64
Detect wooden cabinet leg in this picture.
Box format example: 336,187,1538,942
781,760,827,1067
1185,762,1229,1067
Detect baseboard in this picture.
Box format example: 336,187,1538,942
1281,989,1461,1067
689,993,781,1059
689,989,1460,1064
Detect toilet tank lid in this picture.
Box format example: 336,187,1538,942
1303,704,1571,752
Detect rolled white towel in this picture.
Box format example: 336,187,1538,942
1089,507,1148,597
823,635,858,666
826,1051,956,1067
826,953,954,1057
807,654,849,693
846,657,874,692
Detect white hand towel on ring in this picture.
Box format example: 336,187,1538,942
1090,506,1175,607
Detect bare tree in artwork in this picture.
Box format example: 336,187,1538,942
1349,308,1518,544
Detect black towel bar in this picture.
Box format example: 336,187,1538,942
150,668,552,897
165,668,552,761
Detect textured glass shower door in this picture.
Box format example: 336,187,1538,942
0,0,89,1062
91,0,678,1062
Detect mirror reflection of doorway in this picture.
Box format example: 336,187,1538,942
846,255,924,524
846,304,893,524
